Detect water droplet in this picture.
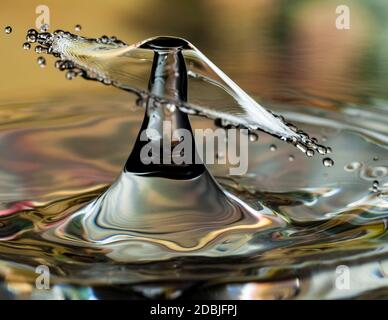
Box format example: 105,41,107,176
37,56,46,68
102,78,112,85
269,144,277,151
37,32,53,44
27,29,37,35
373,156,379,161
296,142,307,153
323,158,334,167
23,42,31,50
372,180,380,193
288,155,295,162
66,70,76,80
297,130,309,140
26,34,36,43
4,26,12,34
326,147,332,154
53,29,64,36
55,60,62,69
317,145,327,155
101,35,109,44
75,24,82,32
306,149,314,157
248,132,258,142
39,24,49,32
321,135,327,142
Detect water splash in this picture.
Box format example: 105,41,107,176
24,29,333,162
0,28,386,299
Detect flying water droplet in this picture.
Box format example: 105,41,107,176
317,145,327,155
296,142,307,153
23,42,31,50
323,158,334,167
248,132,258,142
35,45,43,53
27,29,37,36
75,24,82,32
37,56,46,68
288,155,295,162
100,35,109,44
269,144,277,151
66,70,77,80
26,34,36,43
306,149,314,157
4,26,12,34
372,180,380,193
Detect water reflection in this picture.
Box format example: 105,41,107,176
0,0,388,300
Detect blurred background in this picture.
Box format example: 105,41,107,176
1,0,388,110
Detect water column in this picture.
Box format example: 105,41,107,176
125,37,204,178
61,37,262,259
